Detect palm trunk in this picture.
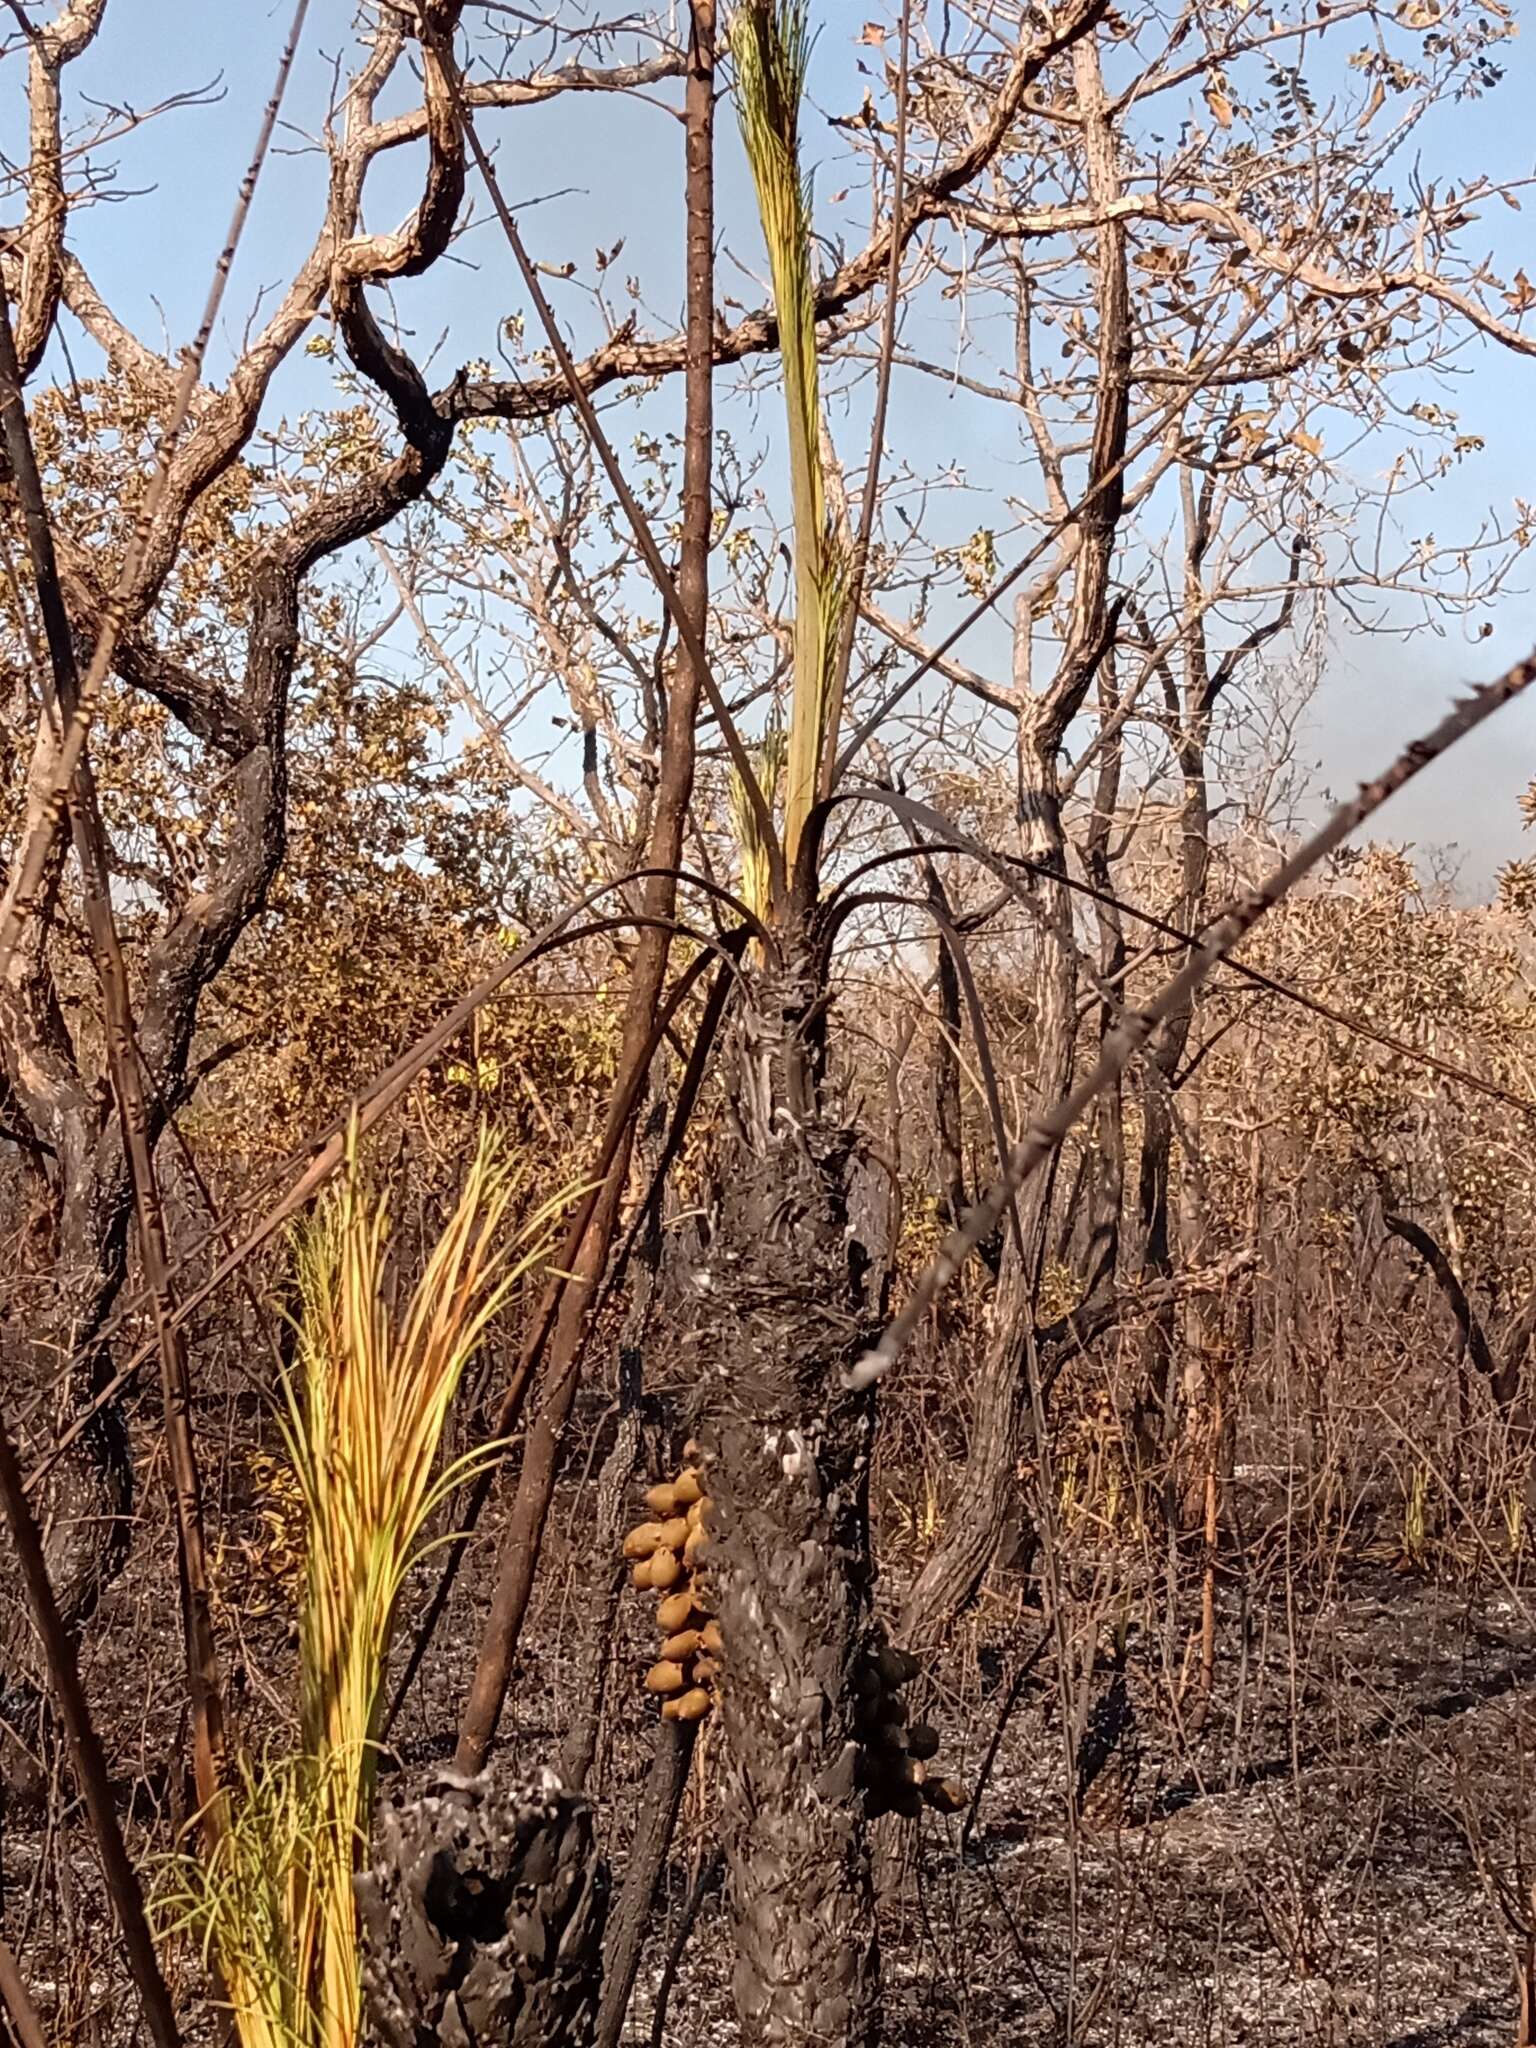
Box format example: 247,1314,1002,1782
358,1768,607,2048
694,937,880,2048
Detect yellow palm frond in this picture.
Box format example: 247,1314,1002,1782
732,0,846,877
732,727,786,930
159,1127,569,2048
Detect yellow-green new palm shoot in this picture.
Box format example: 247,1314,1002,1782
732,0,845,883
163,1129,564,2048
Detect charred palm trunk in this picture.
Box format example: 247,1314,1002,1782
358,1767,607,2048
693,932,880,2048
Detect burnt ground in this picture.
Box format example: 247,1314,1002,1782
8,1465,1536,2048
355,1466,1536,2048
579,1552,1536,2047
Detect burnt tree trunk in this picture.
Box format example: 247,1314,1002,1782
357,1766,607,2048
0,1178,134,1682
1,71,466,1701
692,938,881,2048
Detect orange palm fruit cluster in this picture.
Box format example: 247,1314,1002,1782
858,1638,967,1819
624,1444,718,1723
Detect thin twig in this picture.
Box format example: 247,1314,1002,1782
831,834,1536,1121
648,1845,724,2048
821,0,911,801
418,10,783,903
0,1935,49,2048
959,1628,1054,1856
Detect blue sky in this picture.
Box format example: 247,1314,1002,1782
23,0,1536,892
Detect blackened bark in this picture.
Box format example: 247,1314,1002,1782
0,1225,135,1688
694,943,880,2048
0,278,233,1833
1383,1211,1518,1408
357,1766,607,2048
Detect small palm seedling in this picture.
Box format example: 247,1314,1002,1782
1401,1461,1431,1571
160,1129,565,2048
1505,1484,1525,1558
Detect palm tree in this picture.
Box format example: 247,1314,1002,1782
693,8,883,2038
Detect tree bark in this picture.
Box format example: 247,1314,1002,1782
1083,652,1127,1307
0,15,464,1676
358,1766,607,2048
694,939,881,2048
